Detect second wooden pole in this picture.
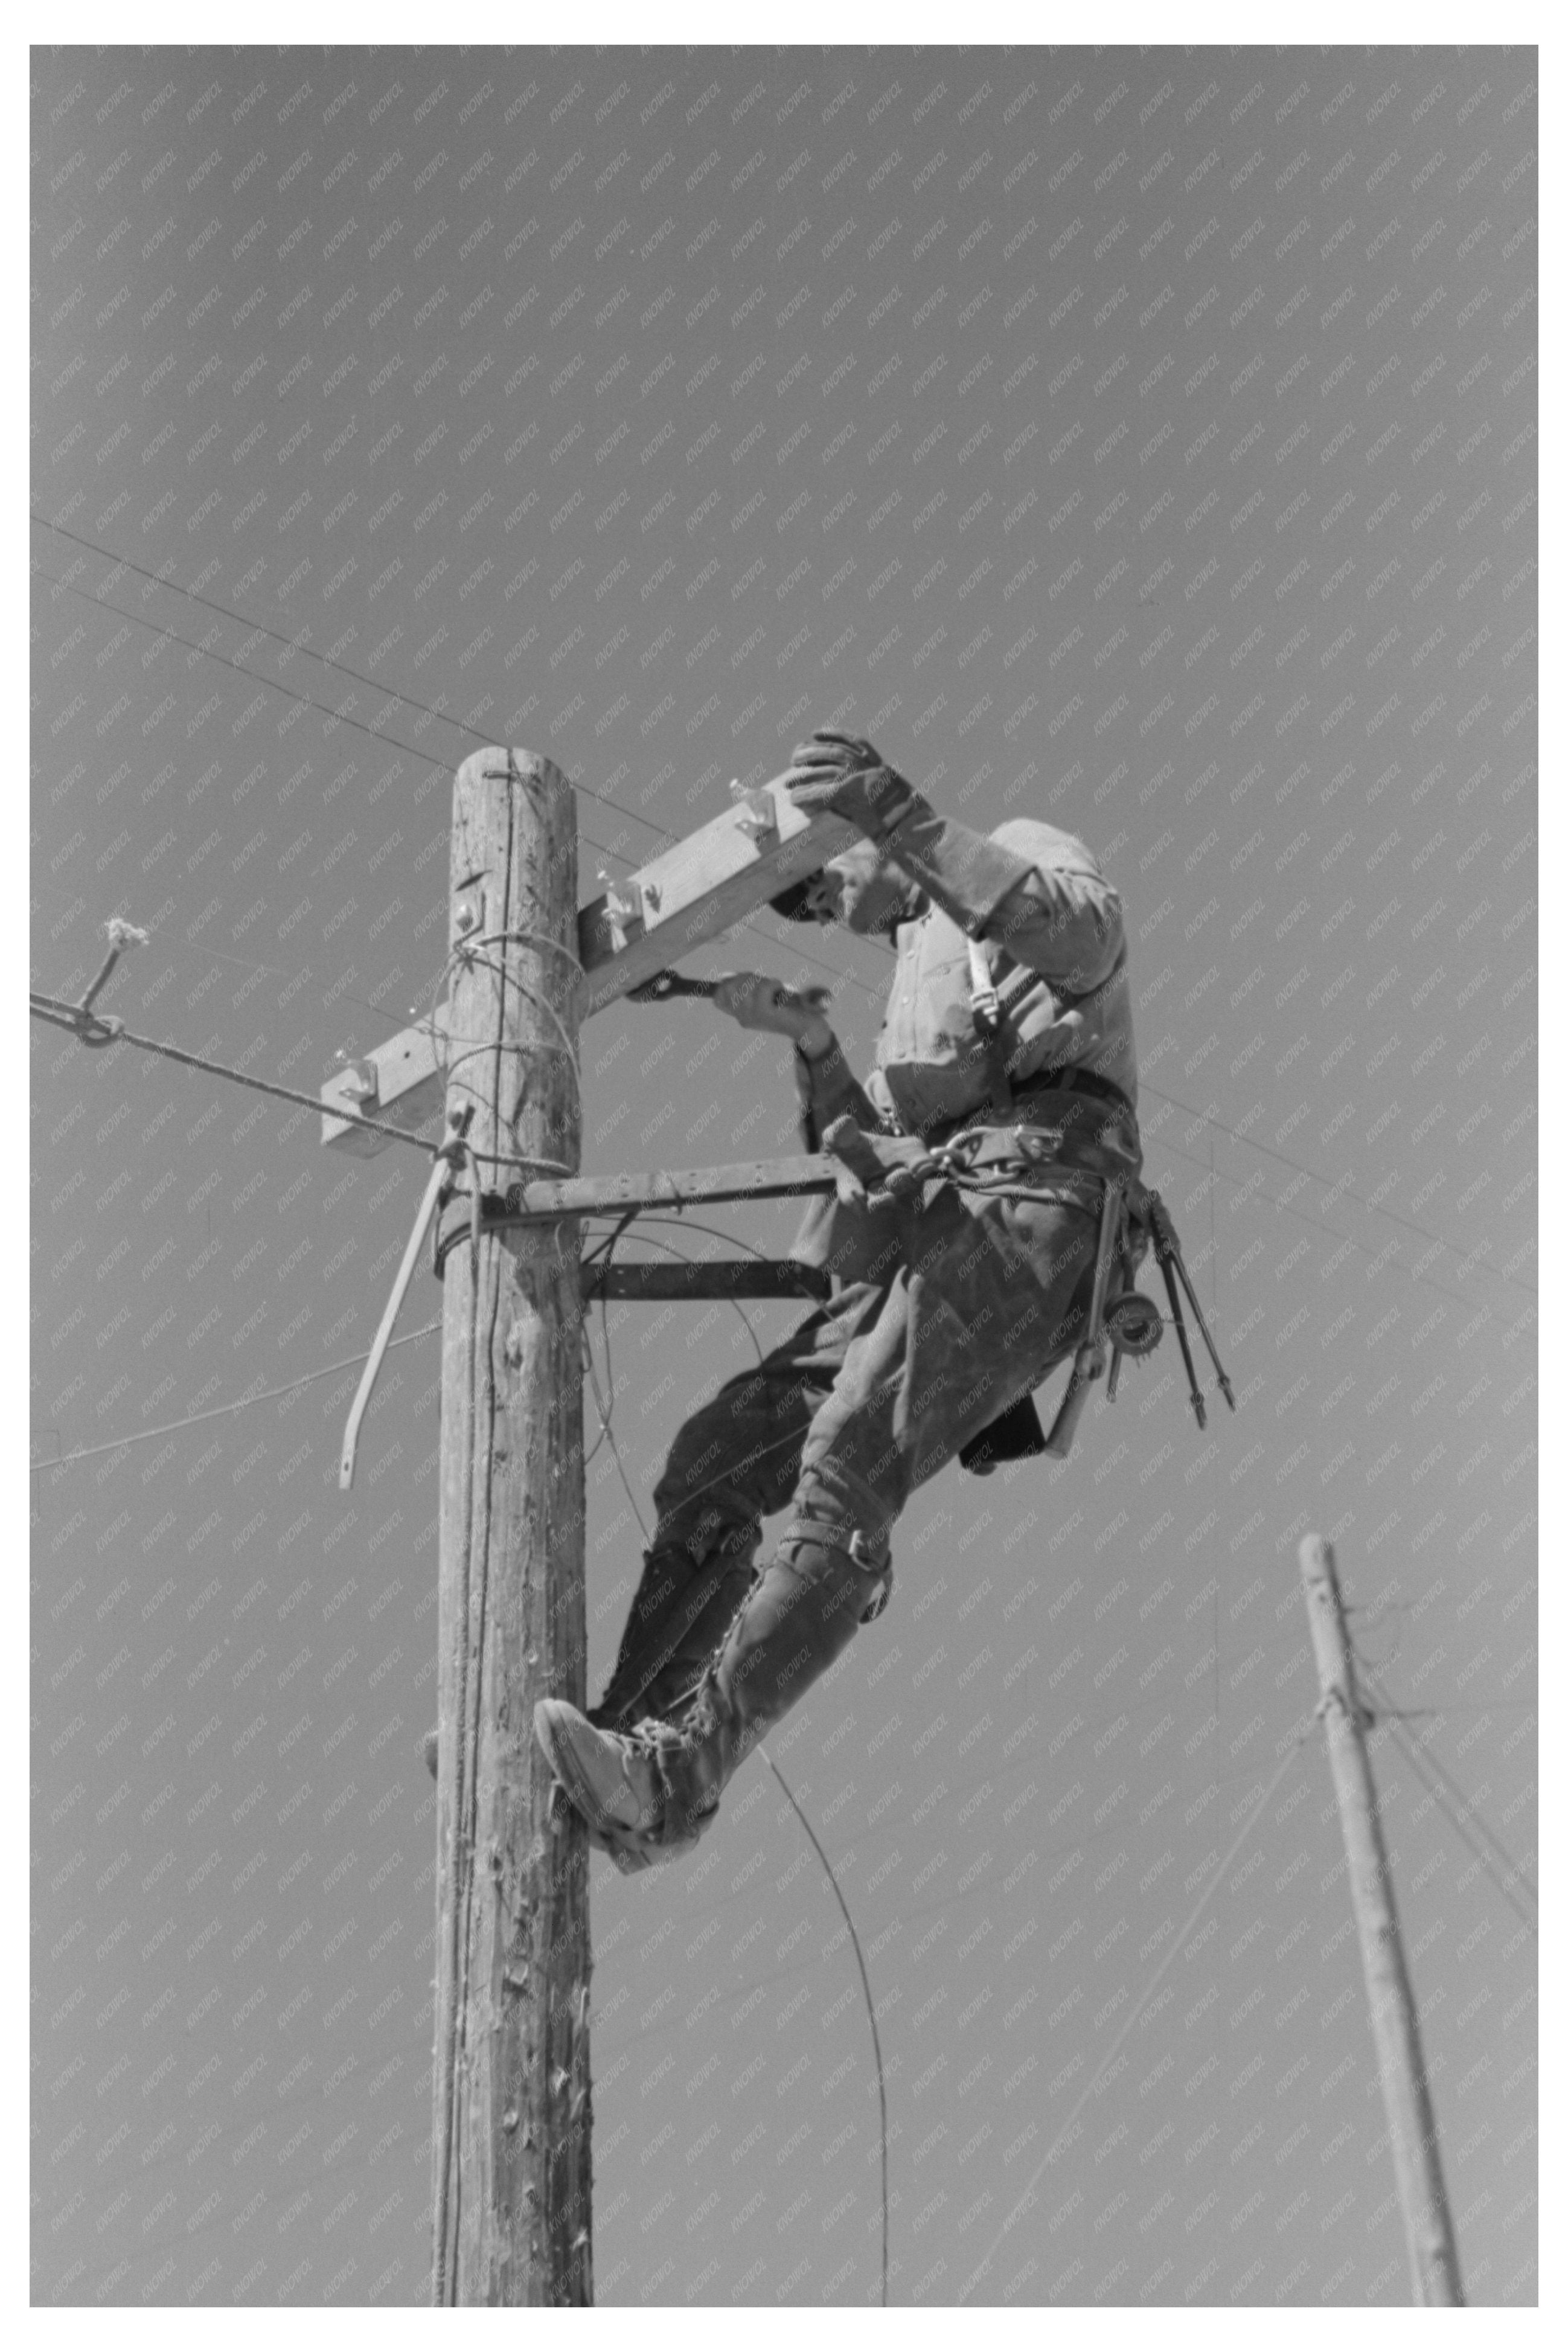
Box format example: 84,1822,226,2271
1298,1533,1463,2306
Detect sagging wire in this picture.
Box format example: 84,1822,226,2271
631,1212,778,1266
1139,1077,1537,1302
600,1226,769,1369
760,1748,890,2310
1354,1655,1538,1935
422,930,585,1169
581,1213,643,1496
30,871,425,1037
34,511,493,753
580,1225,886,2305
30,515,877,1014
28,987,437,1156
33,519,1537,1307
45,520,1528,2302
33,514,696,858
33,554,456,778
33,1319,443,1474
959,1733,1311,2304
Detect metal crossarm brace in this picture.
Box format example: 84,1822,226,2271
482,1152,843,1222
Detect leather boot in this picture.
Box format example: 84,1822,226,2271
536,1519,887,1865
587,1533,758,1733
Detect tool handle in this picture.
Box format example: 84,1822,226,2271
1042,1342,1106,1460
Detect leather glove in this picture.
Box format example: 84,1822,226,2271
709,970,834,1051
779,730,923,845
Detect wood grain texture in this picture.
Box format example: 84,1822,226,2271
432,749,591,2306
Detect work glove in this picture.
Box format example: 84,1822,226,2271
779,730,923,846
785,729,1038,940
710,971,833,1051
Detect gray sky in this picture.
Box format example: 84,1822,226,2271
32,45,1535,2309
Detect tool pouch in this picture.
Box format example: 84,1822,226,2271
958,1388,1049,1475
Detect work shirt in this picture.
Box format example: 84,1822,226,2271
790,814,1141,1285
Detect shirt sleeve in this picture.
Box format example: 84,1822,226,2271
882,802,1126,999
984,853,1127,999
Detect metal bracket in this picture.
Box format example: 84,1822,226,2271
338,1110,474,1490
29,916,147,1048
320,1007,452,1158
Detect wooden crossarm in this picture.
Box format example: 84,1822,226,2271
321,768,857,1154
576,773,857,1015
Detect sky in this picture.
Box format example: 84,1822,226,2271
30,42,1536,2311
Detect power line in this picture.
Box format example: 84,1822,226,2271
29,869,430,1036
959,1734,1310,2303
33,1321,443,1472
34,558,459,778
1359,1661,1538,1935
761,1749,889,2309
33,516,690,855
30,541,869,1008
583,1223,884,2305
33,516,1536,1304
1139,1079,1537,1300
33,511,491,753
1145,1124,1520,1316
28,996,437,1155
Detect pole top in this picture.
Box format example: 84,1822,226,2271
1297,1531,1339,1582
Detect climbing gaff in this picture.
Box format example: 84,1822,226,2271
1146,1194,1235,1427
1167,1234,1236,1413
1042,1176,1122,1461
339,1109,475,1492
1154,1231,1205,1430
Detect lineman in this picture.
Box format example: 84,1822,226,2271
536,729,1142,1869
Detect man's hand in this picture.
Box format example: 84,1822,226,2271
710,972,834,1056
779,729,921,845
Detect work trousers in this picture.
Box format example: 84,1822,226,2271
595,1172,1106,1732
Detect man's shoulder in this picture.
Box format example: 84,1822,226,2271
990,814,1108,879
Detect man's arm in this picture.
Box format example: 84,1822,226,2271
781,732,1124,996
709,973,880,1150
792,1029,881,1152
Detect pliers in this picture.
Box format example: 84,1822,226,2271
627,969,831,1010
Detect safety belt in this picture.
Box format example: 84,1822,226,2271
967,936,1130,1119
966,937,1037,1120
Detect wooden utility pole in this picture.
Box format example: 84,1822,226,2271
312,747,860,2299
1298,1534,1464,2306
430,748,592,2305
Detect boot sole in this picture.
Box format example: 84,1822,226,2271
534,1700,650,1841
